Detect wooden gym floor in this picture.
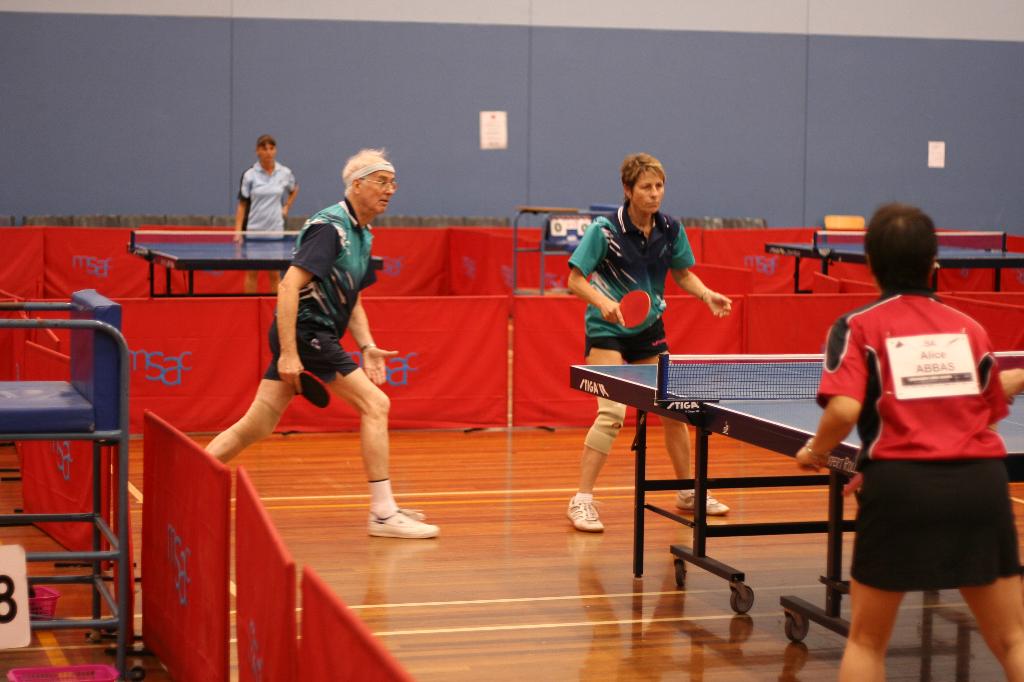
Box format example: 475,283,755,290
1,424,1022,680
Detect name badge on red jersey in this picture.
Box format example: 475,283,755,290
886,333,979,400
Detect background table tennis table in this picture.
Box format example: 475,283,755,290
765,238,1024,293
128,230,382,297
569,353,1024,641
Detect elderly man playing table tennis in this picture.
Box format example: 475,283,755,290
206,148,439,540
565,152,733,533
796,203,1024,681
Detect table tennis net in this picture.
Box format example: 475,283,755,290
657,354,823,402
814,230,1005,251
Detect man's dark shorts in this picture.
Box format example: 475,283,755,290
263,322,359,382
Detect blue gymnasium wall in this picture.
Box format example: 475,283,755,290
1,8,1023,233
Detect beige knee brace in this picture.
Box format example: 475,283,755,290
584,397,627,454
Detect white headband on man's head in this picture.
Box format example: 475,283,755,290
352,162,395,181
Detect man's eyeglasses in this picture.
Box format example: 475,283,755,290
363,177,398,190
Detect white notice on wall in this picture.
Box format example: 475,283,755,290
927,140,946,169
480,111,508,150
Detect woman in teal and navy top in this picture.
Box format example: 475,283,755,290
565,152,733,533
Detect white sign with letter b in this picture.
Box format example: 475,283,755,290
0,544,31,649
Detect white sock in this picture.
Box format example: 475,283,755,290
369,479,399,519
573,492,594,504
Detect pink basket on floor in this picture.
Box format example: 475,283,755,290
6,665,119,682
27,586,60,620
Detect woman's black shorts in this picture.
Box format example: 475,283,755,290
585,318,669,363
851,458,1019,591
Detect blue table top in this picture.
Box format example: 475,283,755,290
130,237,295,266
572,363,1024,457
766,241,1024,269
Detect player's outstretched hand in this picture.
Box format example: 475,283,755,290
362,346,399,385
706,291,732,318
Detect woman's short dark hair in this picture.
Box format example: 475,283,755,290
864,203,938,290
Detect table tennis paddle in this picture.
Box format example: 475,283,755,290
298,370,330,408
619,289,651,328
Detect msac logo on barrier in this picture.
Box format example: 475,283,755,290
379,256,404,277
743,254,778,277
246,619,265,680
71,255,112,278
130,348,193,387
167,523,191,606
52,440,73,481
499,265,564,291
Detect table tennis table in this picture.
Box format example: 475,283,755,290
569,352,1024,642
128,229,383,297
765,230,1024,293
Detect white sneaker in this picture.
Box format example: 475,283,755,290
396,507,426,521
368,509,439,539
567,497,604,532
676,490,730,516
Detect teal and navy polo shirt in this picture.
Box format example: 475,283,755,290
290,199,376,336
568,203,695,337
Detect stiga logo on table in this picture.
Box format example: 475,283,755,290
130,348,193,387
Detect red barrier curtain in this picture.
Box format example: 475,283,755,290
447,227,516,295
42,227,152,298
943,296,1024,350
19,341,111,551
743,294,877,354
700,228,815,293
946,292,1024,306
810,272,842,294
690,263,755,295
0,308,29,381
236,467,297,682
0,228,45,298
121,298,264,433
364,228,451,296
1005,236,1024,292
256,296,510,431
142,411,231,682
299,565,414,682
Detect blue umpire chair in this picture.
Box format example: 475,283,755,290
0,290,133,678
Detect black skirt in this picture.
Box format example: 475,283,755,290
851,458,1020,592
